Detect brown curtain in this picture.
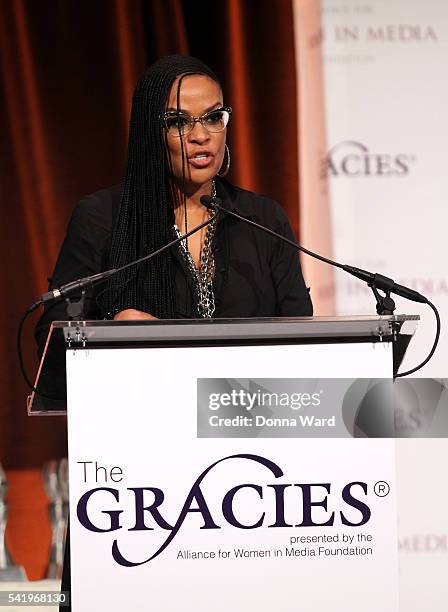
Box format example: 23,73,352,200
0,0,301,471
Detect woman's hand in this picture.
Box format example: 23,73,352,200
113,309,158,321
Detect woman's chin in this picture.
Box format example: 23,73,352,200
173,170,217,192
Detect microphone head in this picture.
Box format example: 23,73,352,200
200,195,221,210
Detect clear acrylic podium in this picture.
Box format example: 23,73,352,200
28,315,418,612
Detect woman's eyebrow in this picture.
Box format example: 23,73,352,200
203,102,223,113
165,102,223,114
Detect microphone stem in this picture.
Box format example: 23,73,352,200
210,203,426,306
115,213,217,274
40,213,218,305
213,204,345,270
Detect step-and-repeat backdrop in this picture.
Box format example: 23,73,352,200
294,1,448,610
320,0,447,377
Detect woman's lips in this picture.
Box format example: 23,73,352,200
188,153,214,169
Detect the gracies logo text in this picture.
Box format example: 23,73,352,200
76,454,371,567
325,141,415,177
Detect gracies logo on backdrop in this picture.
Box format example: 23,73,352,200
325,141,416,177
76,454,372,567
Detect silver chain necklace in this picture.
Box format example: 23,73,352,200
173,182,217,318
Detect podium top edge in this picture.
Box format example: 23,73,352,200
52,314,419,329
50,314,419,345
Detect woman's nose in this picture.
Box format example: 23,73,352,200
188,120,210,142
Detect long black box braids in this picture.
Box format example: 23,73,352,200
100,54,219,319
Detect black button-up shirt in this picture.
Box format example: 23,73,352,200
172,179,312,318
35,178,312,354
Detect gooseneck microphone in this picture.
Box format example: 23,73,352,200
28,212,218,313
18,212,218,397
200,195,427,306
200,195,440,378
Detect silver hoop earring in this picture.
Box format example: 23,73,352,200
217,144,230,177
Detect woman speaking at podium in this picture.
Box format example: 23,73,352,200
36,54,312,344
36,55,312,610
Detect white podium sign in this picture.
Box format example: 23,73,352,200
66,341,399,612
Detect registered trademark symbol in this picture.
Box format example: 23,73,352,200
374,481,390,497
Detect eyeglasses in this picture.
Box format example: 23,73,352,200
162,106,232,137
